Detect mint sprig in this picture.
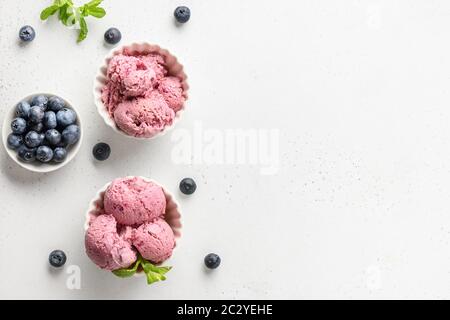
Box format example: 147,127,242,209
40,0,106,43
112,255,173,285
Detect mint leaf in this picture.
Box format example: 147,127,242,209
145,270,165,284
59,4,73,26
54,0,67,7
146,263,172,275
112,258,141,278
61,8,76,26
111,255,172,285
80,5,89,17
88,7,106,18
40,5,59,20
112,268,137,278
86,0,103,8
77,16,88,42
40,0,106,42
141,259,172,285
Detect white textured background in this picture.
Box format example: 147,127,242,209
0,0,449,299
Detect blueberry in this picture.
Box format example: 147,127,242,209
17,146,36,162
53,147,67,163
62,125,80,145
204,253,221,269
45,129,62,146
93,143,111,161
31,95,48,109
48,96,65,112
44,111,57,129
56,108,77,127
29,106,45,123
104,27,122,45
179,177,197,195
7,134,23,150
19,25,36,42
16,101,31,119
49,250,66,268
36,146,53,163
174,6,191,23
11,118,27,134
24,131,41,148
29,121,44,133
56,140,68,148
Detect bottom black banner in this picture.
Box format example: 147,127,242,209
0,300,446,318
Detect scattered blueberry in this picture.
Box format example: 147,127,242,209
16,101,31,119
31,95,48,109
53,147,67,163
17,146,36,162
179,177,197,195
92,143,111,161
62,125,80,145
29,106,45,123
48,96,65,112
44,111,57,129
204,253,221,269
49,250,66,268
104,27,122,45
174,6,191,23
29,121,44,133
45,129,62,146
36,146,53,162
19,25,36,42
56,108,77,127
24,131,41,148
7,134,23,150
11,118,27,135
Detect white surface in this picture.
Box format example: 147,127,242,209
0,0,449,300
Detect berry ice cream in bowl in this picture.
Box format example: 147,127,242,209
2,94,82,173
84,176,181,285
94,43,189,139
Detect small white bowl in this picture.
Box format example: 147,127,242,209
84,176,182,275
2,93,83,173
93,42,189,140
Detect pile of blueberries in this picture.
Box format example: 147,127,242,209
7,95,80,164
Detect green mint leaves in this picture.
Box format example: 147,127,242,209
40,5,59,20
112,255,173,285
82,0,106,18
78,16,88,42
112,257,141,278
40,0,106,43
141,259,172,285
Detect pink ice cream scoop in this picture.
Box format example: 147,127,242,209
104,177,166,226
106,54,146,85
140,53,167,80
101,52,186,138
122,69,156,97
157,76,185,112
113,93,175,138
85,214,137,271
133,218,175,264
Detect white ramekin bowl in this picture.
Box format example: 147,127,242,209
93,42,189,140
84,176,182,276
2,93,83,173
